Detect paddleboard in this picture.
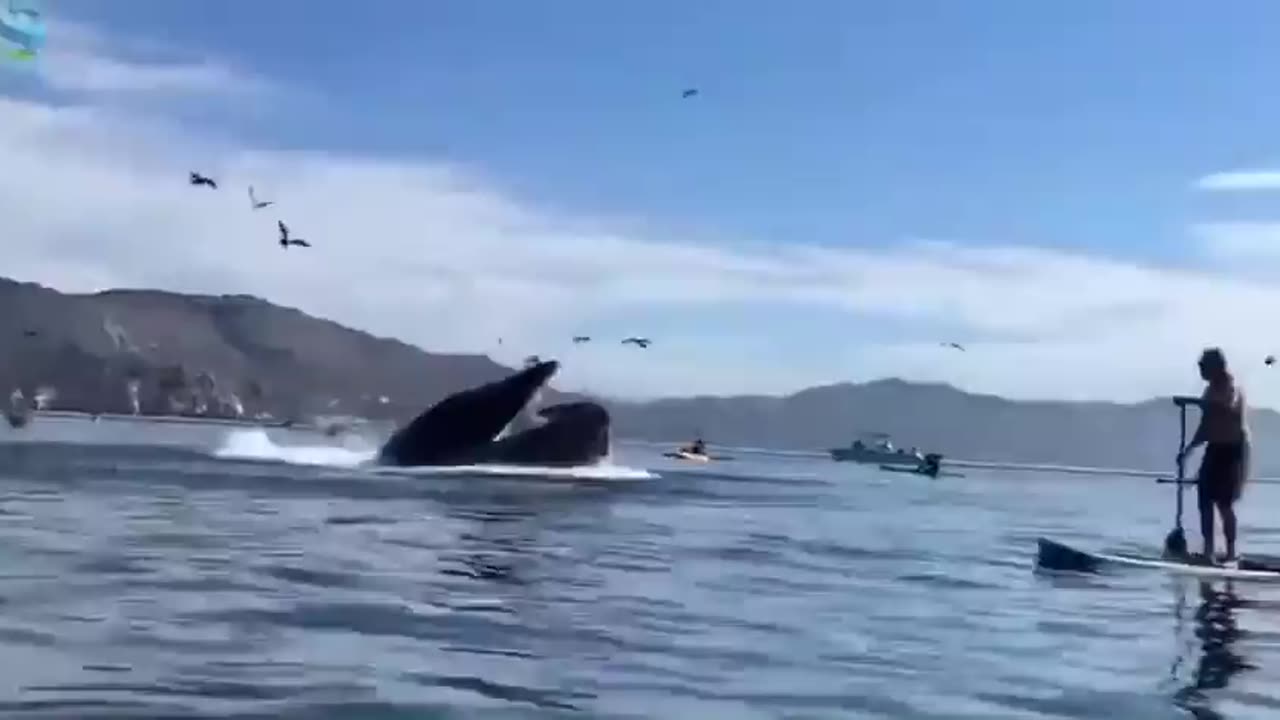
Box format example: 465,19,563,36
1036,538,1280,581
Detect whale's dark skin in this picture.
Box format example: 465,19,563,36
376,359,611,467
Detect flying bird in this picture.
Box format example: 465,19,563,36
1267,355,1275,367
248,185,274,210
572,335,592,344
277,220,311,248
681,88,699,99
942,342,966,352
189,171,217,189
622,337,652,349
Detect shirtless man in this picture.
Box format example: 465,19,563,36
1177,347,1251,563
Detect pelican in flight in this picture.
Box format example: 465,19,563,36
189,171,217,189
277,220,311,248
572,335,592,344
248,186,274,210
622,337,652,349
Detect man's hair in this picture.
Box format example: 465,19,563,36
1201,347,1229,375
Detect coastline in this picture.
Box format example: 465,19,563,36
31,409,303,429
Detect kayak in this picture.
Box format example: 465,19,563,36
664,451,710,462
662,451,735,462
1035,538,1280,581
877,464,964,478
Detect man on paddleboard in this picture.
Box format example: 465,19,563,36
1177,347,1251,564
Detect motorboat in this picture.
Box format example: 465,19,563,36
830,432,924,466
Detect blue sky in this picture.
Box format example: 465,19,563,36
49,0,1280,258
6,1,1280,402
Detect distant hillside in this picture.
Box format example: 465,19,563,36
3,275,1270,473
0,277,526,423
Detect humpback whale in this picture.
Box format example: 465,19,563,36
376,359,610,467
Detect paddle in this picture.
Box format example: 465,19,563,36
1164,396,1196,558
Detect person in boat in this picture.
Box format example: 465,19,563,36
685,437,707,456
1177,347,1251,563
5,387,31,428
918,453,941,478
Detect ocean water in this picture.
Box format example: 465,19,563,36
0,418,1279,718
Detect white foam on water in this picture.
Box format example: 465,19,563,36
212,428,656,480
213,429,376,468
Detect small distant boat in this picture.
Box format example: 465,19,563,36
830,432,925,466
877,452,961,478
663,439,734,463
664,450,711,463
879,465,964,479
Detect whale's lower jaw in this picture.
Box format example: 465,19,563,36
476,408,610,466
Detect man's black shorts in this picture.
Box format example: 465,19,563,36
1198,442,1245,506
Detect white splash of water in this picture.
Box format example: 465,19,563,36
211,428,654,480
213,429,375,468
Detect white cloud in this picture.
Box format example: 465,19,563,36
34,19,270,97
1192,222,1280,262
1195,170,1280,192
4,21,1280,405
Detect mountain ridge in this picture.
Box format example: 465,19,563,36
2,275,1269,472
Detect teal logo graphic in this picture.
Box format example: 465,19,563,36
0,0,44,61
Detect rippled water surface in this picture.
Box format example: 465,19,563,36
2,418,1280,718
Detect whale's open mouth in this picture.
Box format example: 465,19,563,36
497,384,551,440
376,358,612,468
376,359,559,466
483,399,611,467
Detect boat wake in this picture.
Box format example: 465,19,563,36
212,428,655,481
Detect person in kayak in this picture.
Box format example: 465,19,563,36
1177,347,1251,563
684,437,707,456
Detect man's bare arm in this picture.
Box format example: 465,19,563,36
1180,390,1216,456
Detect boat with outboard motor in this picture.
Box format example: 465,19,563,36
830,432,925,466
